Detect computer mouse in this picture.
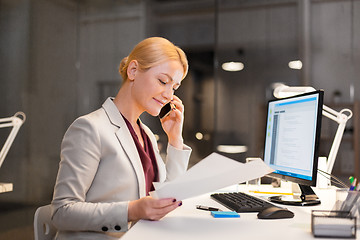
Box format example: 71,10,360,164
257,206,294,219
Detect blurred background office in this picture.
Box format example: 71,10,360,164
0,0,359,239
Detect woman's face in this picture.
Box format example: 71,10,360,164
131,60,184,116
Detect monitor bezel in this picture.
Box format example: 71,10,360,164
264,90,324,187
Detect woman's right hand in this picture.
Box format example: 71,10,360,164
128,196,182,221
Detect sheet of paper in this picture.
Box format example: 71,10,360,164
150,152,273,200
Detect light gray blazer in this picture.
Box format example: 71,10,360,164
51,97,191,240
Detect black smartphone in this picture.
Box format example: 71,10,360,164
158,102,172,119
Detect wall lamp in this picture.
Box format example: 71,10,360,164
0,112,26,169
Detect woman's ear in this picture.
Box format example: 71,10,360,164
127,60,138,81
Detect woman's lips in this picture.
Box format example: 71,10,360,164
154,98,166,107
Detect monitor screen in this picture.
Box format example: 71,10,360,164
263,90,324,187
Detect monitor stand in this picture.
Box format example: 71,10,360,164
268,184,321,206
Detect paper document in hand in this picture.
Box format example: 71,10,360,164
150,152,273,200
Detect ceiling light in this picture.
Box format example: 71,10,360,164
216,145,248,154
288,60,302,70
195,132,203,140
222,62,244,72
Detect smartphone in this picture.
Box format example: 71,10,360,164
158,102,172,119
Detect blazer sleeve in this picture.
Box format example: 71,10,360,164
51,116,129,233
140,123,192,182
165,143,192,181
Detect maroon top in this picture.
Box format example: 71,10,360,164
122,115,159,195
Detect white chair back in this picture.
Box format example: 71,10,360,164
34,205,57,240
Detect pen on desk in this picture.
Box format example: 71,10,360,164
349,176,356,191
196,205,221,211
352,178,357,191
249,190,293,195
354,178,357,190
349,176,354,184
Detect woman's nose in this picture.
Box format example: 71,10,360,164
162,87,173,100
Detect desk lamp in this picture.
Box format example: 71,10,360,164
273,84,352,175
0,112,26,168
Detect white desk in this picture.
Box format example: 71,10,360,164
122,185,359,240
0,182,12,193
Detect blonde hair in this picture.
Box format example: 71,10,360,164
119,37,188,82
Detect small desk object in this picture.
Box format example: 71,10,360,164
0,182,13,193
122,185,359,240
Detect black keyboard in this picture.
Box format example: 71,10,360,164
211,192,276,213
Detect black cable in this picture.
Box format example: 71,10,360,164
319,171,341,188
317,171,346,188
317,169,349,188
318,170,347,188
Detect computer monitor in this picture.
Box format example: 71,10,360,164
263,90,324,206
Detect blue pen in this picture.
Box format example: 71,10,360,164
349,176,354,191
353,178,357,190
349,176,354,184
350,177,357,191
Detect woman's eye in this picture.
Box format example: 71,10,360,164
158,79,166,85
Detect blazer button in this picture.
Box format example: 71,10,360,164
102,226,108,232
115,225,121,231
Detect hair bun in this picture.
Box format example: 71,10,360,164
119,57,128,73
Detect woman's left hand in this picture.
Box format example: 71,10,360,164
160,95,184,149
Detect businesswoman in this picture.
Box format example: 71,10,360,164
51,37,192,240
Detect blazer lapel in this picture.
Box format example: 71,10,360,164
115,129,146,198
140,122,166,183
102,98,146,198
